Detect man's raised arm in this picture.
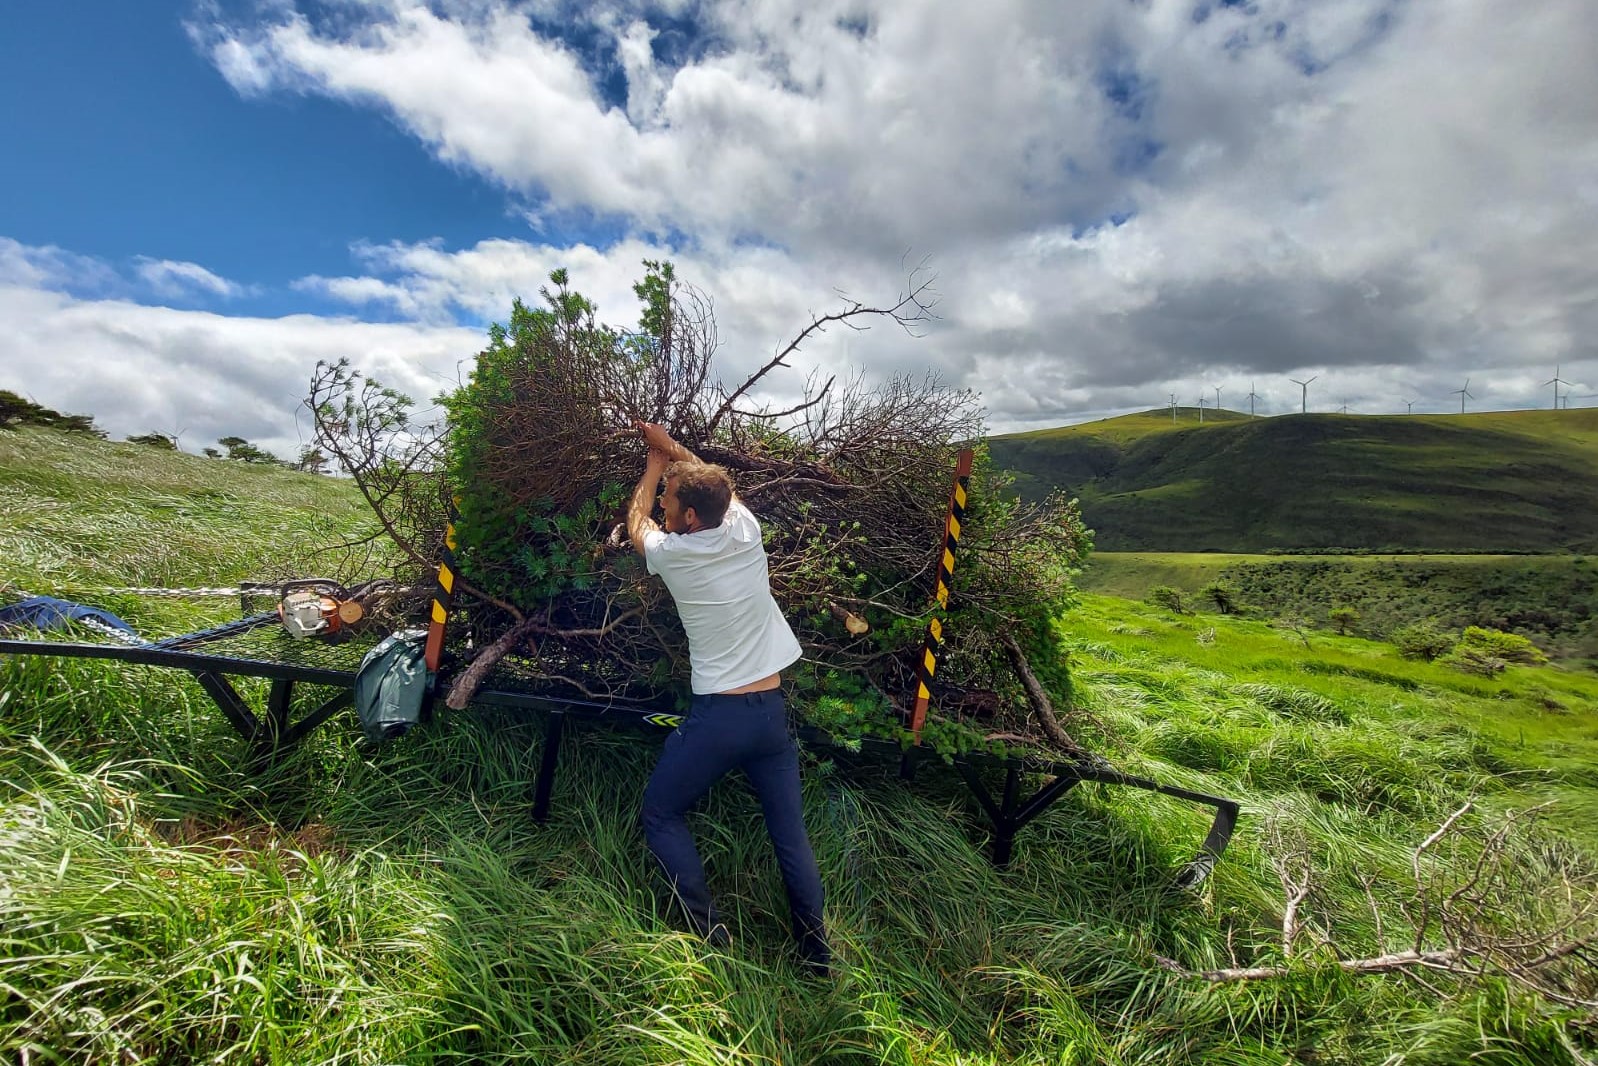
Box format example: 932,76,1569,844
628,447,668,558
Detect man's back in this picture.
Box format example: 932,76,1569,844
643,500,802,694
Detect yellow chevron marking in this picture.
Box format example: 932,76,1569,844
937,582,949,608
438,564,454,594
431,601,447,624
644,713,684,728
918,682,931,701
942,547,955,573
923,649,937,676
948,514,961,540
930,617,942,641
445,525,458,551
954,483,966,509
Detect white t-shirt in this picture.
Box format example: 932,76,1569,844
643,499,804,694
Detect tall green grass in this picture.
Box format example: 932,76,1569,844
3,428,1596,1063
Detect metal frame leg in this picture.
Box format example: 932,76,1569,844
190,670,260,744
954,761,1087,868
531,710,566,823
991,766,1022,866
264,678,293,750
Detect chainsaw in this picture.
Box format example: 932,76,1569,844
275,578,392,640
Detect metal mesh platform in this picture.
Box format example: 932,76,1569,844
163,615,384,674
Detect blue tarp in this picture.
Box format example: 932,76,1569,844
0,595,137,635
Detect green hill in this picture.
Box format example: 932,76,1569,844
990,408,1598,553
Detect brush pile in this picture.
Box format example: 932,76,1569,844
306,264,1091,754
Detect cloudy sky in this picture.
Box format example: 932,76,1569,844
3,0,1595,458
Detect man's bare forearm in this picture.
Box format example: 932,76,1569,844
628,452,667,556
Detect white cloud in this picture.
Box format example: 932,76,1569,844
8,0,1598,449
177,0,1598,426
135,258,250,300
0,282,479,460
0,238,122,295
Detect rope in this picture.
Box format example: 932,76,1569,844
76,616,151,646
87,586,251,598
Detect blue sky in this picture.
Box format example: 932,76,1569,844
1,1,1595,454
0,2,520,320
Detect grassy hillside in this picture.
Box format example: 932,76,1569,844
0,426,376,634
1081,552,1598,663
3,429,1597,1063
990,408,1598,553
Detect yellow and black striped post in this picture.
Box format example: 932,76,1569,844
909,448,974,738
424,504,460,674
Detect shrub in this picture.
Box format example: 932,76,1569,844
0,389,104,436
1327,605,1359,636
1392,620,1454,661
126,432,178,450
1199,581,1241,614
1456,625,1548,665
1438,645,1508,677
1147,585,1188,614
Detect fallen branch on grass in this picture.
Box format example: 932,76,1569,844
1155,805,1598,1018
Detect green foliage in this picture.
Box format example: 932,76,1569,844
1199,580,1241,614
798,670,1021,763
1146,584,1188,613
0,389,104,436
1328,604,1360,636
1456,625,1550,665
439,274,635,608
293,445,330,474
1391,620,1456,660
1439,627,1549,677
632,258,675,337
217,435,280,464
125,431,178,450
1090,553,1598,661
1438,643,1508,676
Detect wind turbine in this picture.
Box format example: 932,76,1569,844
1196,394,1206,424
1452,378,1473,414
1289,375,1317,414
1338,400,1350,415
1214,385,1223,414
1246,382,1260,417
1544,365,1573,409
1403,398,1415,415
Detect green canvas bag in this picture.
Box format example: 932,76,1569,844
354,628,433,745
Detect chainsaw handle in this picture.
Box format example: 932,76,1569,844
277,578,349,598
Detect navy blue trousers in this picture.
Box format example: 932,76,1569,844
640,689,829,964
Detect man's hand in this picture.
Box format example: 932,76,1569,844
635,421,697,464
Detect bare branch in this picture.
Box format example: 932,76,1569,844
1000,632,1084,755
706,268,936,437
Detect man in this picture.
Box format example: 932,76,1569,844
626,420,831,975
